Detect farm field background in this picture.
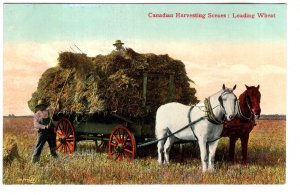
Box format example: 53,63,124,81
2,117,285,184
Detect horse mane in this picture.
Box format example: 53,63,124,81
239,91,247,105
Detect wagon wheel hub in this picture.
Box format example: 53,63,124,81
59,137,67,144
115,144,124,153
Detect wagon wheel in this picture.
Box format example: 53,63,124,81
54,118,76,154
95,140,107,152
108,125,136,162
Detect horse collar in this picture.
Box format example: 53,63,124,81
237,98,253,121
204,97,225,125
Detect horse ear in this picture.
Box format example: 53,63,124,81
233,84,236,91
222,84,225,90
245,84,249,89
257,85,260,89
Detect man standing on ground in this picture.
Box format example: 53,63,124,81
32,99,58,163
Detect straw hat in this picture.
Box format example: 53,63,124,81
35,99,48,108
113,40,124,46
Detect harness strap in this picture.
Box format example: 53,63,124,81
204,97,224,125
188,106,199,141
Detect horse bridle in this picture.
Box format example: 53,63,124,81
218,90,237,117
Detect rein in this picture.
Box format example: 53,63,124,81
136,115,206,148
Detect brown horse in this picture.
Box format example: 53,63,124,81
221,85,261,163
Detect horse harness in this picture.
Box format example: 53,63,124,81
235,96,256,126
188,90,235,142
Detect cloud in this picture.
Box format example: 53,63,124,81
185,61,285,85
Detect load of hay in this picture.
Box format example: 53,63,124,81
28,48,198,118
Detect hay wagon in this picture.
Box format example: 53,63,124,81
53,73,176,162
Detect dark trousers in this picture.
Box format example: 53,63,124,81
32,130,58,163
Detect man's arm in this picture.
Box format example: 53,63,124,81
33,113,47,130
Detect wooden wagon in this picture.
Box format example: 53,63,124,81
53,73,176,162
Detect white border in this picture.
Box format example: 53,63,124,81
1,0,299,194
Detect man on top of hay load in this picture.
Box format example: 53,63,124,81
32,99,58,163
113,40,126,53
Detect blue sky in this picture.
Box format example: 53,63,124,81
4,4,286,43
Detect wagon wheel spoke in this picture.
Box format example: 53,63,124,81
64,144,67,153
114,153,121,160
57,123,63,131
65,144,70,154
119,153,123,161
96,140,107,153
59,144,64,152
124,148,134,154
123,152,132,161
123,134,129,143
112,134,121,144
66,137,75,141
65,128,72,138
123,143,132,149
100,140,107,150
116,129,122,142
67,141,74,149
56,142,63,150
110,150,116,156
66,142,74,153
56,130,63,136
62,121,66,132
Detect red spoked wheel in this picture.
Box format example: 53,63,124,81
54,118,76,154
108,125,136,162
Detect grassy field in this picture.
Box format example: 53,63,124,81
2,118,285,184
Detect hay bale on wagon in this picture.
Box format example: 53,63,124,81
28,48,198,117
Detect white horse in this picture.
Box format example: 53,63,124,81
155,84,237,172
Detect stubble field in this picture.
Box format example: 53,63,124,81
2,117,285,184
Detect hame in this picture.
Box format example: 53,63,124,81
257,13,276,18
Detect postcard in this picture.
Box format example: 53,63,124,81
2,3,286,186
